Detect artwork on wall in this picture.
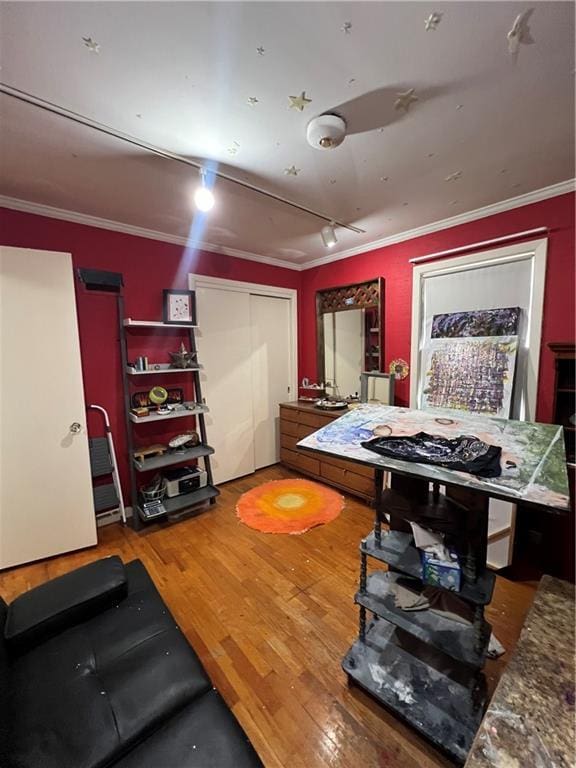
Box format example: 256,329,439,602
421,307,520,418
163,289,196,325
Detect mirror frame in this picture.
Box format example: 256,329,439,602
316,277,385,388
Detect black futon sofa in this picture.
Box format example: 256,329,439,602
0,556,263,768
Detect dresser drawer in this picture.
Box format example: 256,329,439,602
280,433,300,451
280,418,299,438
280,447,320,476
280,406,299,423
320,461,374,497
296,422,318,440
297,411,333,429
320,453,374,479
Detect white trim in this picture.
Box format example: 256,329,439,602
188,274,298,403
0,194,301,271
409,237,548,422
302,179,574,269
0,178,572,272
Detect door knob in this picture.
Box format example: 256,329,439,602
69,422,82,434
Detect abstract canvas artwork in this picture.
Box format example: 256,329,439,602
421,307,520,418
422,337,518,415
431,307,520,339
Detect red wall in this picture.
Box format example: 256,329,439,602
0,208,302,501
300,193,576,420
1,193,574,502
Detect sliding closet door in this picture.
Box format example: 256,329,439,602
0,247,97,568
196,287,255,484
250,294,291,469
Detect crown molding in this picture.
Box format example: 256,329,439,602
301,178,575,270
1,178,573,274
0,195,303,271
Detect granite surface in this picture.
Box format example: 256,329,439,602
465,575,576,768
298,405,570,511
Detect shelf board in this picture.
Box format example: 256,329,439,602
342,618,485,765
163,484,219,514
126,364,202,375
133,445,214,472
137,485,219,522
362,530,496,606
124,319,199,329
355,571,490,668
557,388,576,393
130,404,209,423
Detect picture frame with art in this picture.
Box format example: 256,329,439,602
163,289,196,325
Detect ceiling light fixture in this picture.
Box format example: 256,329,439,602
193,168,215,212
307,114,347,150
321,222,337,248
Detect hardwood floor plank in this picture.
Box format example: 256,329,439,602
0,464,536,767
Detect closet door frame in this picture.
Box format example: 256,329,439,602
188,274,298,404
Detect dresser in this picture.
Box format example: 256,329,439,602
279,402,374,502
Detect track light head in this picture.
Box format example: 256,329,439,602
194,168,215,212
321,222,337,248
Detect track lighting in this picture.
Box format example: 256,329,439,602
194,168,215,212
321,222,337,248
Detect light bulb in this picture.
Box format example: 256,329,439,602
194,185,215,212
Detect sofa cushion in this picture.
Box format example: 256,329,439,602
114,689,264,768
5,560,212,768
5,556,127,652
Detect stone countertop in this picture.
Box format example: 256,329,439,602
465,574,575,768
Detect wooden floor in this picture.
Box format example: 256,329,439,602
0,465,537,768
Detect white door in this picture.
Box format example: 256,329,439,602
250,294,291,469
196,287,255,485
0,247,97,568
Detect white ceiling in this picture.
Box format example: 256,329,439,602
0,1,574,266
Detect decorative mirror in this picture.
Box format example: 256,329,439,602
316,278,385,399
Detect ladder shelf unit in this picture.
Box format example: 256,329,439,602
118,297,218,530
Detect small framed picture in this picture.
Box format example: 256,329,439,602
163,289,196,325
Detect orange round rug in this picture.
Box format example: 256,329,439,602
236,478,344,535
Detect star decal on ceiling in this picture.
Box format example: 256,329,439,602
256,46,265,56
507,8,535,56
329,179,337,185
342,21,352,34
136,113,143,119
394,88,418,112
456,104,464,110
379,176,389,182
227,141,240,156
424,12,443,31
247,96,259,106
284,165,300,176
445,171,463,182
82,37,100,53
289,91,312,111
